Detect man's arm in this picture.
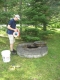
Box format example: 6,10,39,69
7,25,17,32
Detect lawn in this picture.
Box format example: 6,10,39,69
0,28,60,80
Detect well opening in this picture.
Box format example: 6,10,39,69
27,44,38,48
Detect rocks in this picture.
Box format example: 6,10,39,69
17,41,48,58
34,41,46,47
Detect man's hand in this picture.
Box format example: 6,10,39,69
14,29,18,32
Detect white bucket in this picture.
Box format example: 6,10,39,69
1,50,11,63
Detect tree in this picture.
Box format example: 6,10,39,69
22,0,60,31
0,0,20,24
0,0,60,29
18,0,22,34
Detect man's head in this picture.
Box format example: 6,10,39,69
14,15,20,21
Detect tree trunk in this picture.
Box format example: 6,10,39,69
19,0,22,35
43,23,47,31
4,0,7,12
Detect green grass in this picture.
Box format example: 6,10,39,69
0,29,60,80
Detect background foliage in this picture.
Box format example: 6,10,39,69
0,0,60,31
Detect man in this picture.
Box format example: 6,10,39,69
7,15,20,55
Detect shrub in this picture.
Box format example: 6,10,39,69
1,27,7,31
21,27,54,41
21,35,40,42
39,30,55,40
21,28,40,42
24,28,40,37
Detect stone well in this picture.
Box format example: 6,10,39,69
17,41,48,58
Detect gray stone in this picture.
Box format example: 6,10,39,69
17,41,48,58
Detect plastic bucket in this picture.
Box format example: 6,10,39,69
1,50,11,63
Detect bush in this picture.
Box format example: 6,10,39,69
21,35,40,42
21,28,40,42
24,28,40,37
21,27,54,41
0,27,7,31
39,30,54,40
